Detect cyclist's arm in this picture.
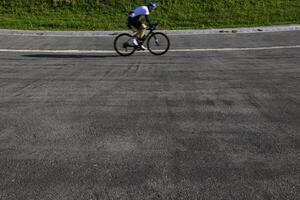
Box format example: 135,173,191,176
145,15,151,25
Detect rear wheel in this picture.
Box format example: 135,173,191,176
147,32,170,55
114,33,136,56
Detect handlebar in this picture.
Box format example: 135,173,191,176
147,23,158,30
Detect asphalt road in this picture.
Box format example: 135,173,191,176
0,30,300,200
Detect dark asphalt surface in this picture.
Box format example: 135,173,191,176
0,31,300,200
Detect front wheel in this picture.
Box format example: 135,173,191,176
114,33,136,56
147,32,170,56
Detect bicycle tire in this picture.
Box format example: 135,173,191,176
114,33,136,56
147,32,170,56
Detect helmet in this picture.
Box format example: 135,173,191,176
148,2,157,10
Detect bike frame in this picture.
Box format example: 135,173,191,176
127,25,157,48
114,23,169,56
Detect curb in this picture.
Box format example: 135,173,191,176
0,25,299,37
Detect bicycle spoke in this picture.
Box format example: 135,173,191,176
147,32,170,55
114,33,136,56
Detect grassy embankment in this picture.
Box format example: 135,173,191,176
0,0,299,30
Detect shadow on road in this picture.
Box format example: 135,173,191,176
23,54,119,59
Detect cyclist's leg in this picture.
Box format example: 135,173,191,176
137,23,147,40
126,18,138,46
129,19,142,46
130,19,144,40
136,23,147,50
128,17,138,34
128,17,146,50
130,26,138,35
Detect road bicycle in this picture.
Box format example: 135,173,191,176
114,24,170,56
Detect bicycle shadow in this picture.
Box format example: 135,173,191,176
23,54,119,59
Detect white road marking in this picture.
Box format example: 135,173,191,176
0,49,115,53
0,45,299,54
170,45,300,52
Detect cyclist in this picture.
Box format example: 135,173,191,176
128,2,157,50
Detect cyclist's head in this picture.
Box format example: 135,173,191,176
148,2,157,11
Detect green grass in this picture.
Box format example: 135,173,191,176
0,0,299,30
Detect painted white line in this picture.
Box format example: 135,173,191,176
0,33,116,37
0,49,115,53
169,45,300,52
0,45,299,54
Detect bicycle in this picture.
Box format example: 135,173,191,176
114,24,170,56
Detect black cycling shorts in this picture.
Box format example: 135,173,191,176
128,16,142,30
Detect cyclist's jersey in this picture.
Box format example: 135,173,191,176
129,6,150,19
